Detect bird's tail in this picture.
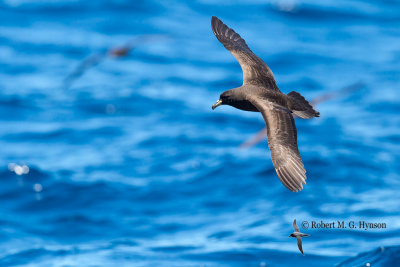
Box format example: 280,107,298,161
288,91,320,119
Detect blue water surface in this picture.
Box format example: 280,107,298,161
0,0,399,266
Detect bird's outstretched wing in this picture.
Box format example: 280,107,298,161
293,219,300,232
239,81,364,149
297,237,304,255
211,16,278,90
248,97,306,192
62,53,106,90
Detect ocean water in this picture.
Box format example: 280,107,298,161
0,0,400,266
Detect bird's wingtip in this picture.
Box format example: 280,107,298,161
211,16,222,26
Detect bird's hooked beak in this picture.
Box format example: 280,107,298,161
212,99,223,110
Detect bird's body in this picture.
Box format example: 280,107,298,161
289,219,310,255
211,16,319,192
220,85,304,112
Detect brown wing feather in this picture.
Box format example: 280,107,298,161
293,219,300,232
297,237,304,255
248,97,307,192
211,16,279,90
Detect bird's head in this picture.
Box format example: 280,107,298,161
289,233,295,237
212,90,235,110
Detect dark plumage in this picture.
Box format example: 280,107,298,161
289,219,310,256
211,16,319,192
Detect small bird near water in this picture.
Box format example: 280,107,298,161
210,16,319,192
289,219,310,255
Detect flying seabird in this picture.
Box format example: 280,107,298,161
289,219,310,256
62,34,169,90
210,16,319,192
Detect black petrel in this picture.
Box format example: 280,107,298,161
289,219,310,255
211,16,319,192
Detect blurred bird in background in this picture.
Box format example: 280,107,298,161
62,34,169,90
